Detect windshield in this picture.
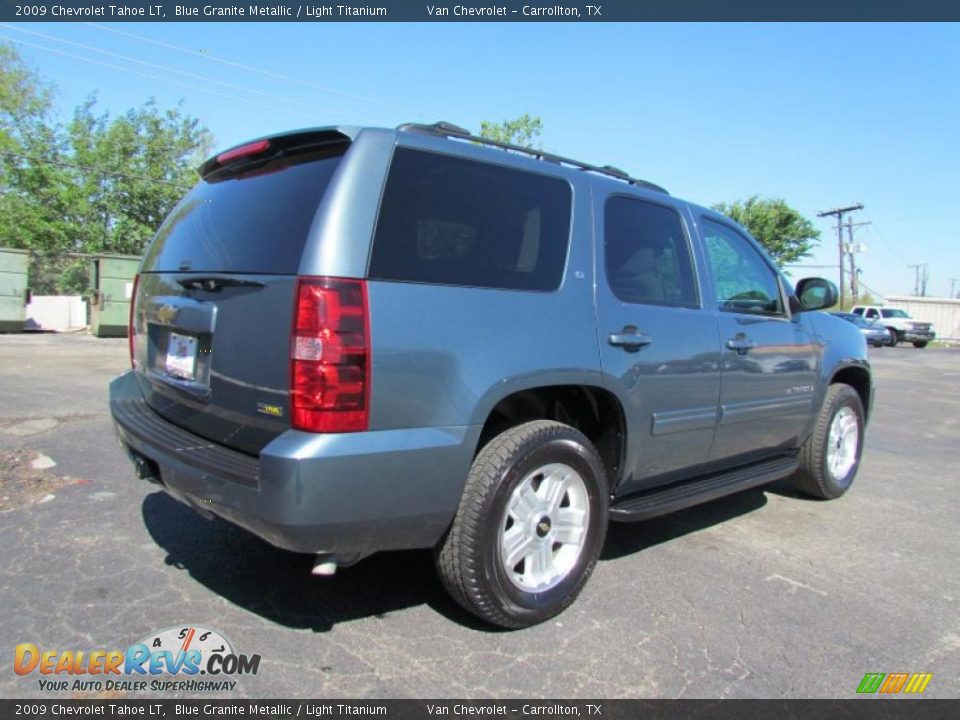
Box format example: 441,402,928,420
881,309,910,319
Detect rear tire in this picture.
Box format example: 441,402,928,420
435,420,608,629
912,341,928,348
885,328,899,346
794,384,865,500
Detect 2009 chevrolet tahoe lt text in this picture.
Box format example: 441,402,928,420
110,122,873,628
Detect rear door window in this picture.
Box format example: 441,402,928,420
604,196,698,307
143,146,345,274
369,148,572,291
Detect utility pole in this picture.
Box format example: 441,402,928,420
848,250,858,300
908,264,926,296
950,278,958,298
845,217,871,302
817,203,863,308
921,266,929,297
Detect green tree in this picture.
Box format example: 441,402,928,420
479,113,543,149
712,196,820,266
68,97,212,256
0,43,213,293
0,43,73,263
0,44,78,292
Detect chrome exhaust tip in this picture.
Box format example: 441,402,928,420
311,554,338,576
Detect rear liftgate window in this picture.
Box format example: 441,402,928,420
143,144,346,274
369,148,572,291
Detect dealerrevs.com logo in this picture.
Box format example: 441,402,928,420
14,625,260,693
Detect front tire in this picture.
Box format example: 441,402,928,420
885,328,899,346
912,341,928,348
435,420,609,629
794,384,865,499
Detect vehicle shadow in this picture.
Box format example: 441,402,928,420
140,491,481,632
761,476,806,500
143,485,774,632
602,486,769,560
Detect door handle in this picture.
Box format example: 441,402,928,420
726,337,757,354
609,327,653,350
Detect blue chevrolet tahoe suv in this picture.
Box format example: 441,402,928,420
110,122,873,628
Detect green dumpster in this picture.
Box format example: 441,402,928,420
89,254,141,338
0,248,30,333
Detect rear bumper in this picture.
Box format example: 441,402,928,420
110,371,477,557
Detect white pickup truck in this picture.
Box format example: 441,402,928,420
851,305,936,348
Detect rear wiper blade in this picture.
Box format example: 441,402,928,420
176,276,265,292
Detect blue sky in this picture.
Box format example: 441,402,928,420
2,21,958,298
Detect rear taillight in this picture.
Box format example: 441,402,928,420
128,273,140,369
291,277,369,433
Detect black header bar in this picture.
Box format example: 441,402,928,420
3,0,960,22
2,699,959,720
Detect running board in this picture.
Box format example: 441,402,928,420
609,457,799,522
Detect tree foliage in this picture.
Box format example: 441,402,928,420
0,43,52,148
0,44,68,263
0,43,212,293
712,196,819,266
479,113,543,149
67,98,212,256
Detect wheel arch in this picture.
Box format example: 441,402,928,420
475,383,627,493
829,363,873,423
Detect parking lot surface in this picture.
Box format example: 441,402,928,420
1,333,958,698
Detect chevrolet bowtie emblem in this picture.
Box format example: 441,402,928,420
156,305,178,325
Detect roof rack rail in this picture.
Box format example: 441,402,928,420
397,121,668,195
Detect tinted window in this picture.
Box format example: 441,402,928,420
881,309,909,318
143,147,345,274
702,219,783,315
604,196,698,307
369,149,571,291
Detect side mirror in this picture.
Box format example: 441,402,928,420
794,277,838,312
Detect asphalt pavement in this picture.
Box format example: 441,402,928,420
0,333,957,699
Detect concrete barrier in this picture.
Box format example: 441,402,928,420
24,296,88,332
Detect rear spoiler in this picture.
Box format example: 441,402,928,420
199,130,352,180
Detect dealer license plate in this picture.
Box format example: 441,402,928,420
165,332,198,380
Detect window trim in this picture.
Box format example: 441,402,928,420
700,217,788,319
602,193,702,310
366,146,574,294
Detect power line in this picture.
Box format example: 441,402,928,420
857,277,884,300
1,24,367,122
0,34,316,122
853,231,907,270
84,22,430,120
1,150,194,190
860,212,909,266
